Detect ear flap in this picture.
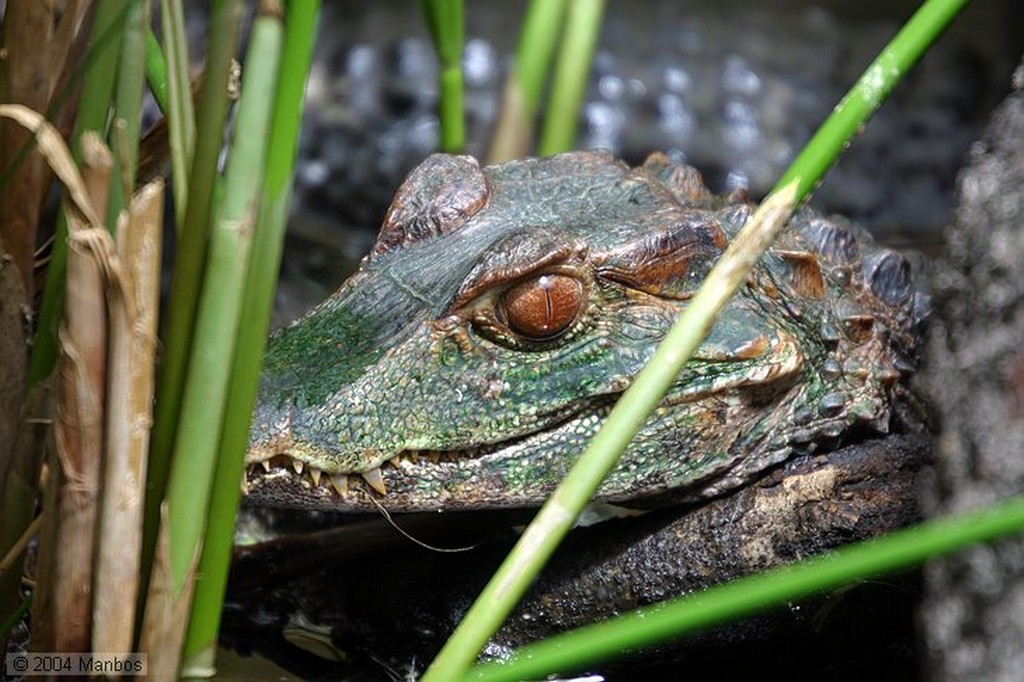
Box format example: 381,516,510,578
775,250,827,299
596,217,728,300
372,154,490,258
642,152,712,205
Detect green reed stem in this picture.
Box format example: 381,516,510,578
420,0,465,151
142,0,244,586
487,0,568,162
160,0,196,233
144,30,170,114
164,0,281,602
182,0,319,671
536,0,605,155
105,0,148,230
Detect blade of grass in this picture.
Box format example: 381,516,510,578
156,2,282,671
469,495,1024,682
487,0,568,162
144,29,171,115
160,0,196,233
182,2,320,671
423,0,970,677
536,0,605,156
143,0,244,590
105,0,149,230
419,0,465,152
511,0,571,125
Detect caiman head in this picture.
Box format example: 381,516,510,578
245,151,925,511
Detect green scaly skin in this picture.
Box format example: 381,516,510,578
245,151,924,511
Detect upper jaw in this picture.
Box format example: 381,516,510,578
242,330,802,512
243,394,611,510
243,423,585,512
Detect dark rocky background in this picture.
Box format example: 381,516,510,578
918,60,1024,682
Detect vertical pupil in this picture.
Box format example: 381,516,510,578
502,274,583,339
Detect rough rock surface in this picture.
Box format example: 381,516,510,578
918,58,1024,682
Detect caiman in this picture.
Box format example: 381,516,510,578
244,150,924,512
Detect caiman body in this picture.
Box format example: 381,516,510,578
245,151,923,511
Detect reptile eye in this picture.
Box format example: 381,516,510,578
500,273,584,340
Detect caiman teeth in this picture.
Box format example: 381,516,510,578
361,467,387,495
248,455,389,498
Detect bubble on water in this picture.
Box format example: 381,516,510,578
463,38,497,87
722,54,761,96
663,65,692,94
599,74,625,100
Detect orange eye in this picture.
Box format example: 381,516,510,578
500,273,584,340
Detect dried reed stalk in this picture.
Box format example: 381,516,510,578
93,179,163,652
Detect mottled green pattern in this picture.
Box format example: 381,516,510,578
247,151,923,511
